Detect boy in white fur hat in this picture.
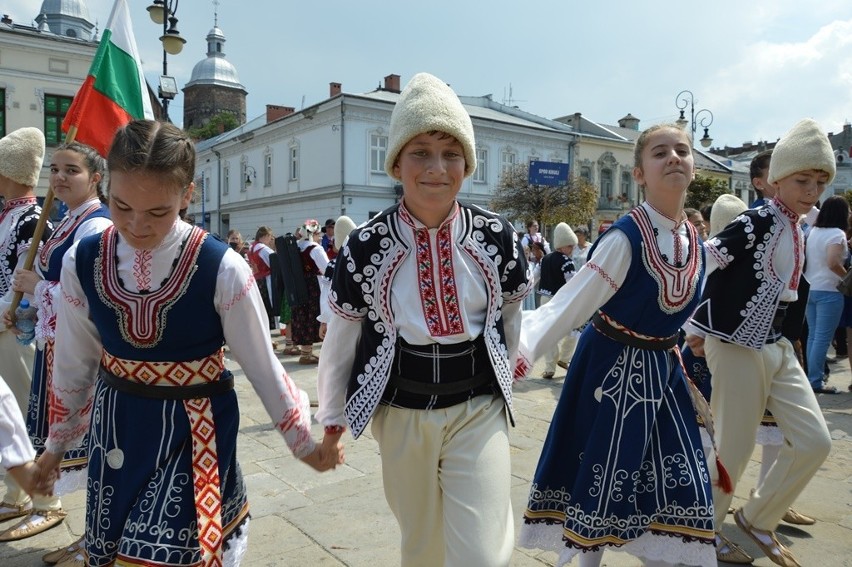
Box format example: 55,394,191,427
537,222,577,379
687,119,834,567
0,127,55,525
317,72,529,566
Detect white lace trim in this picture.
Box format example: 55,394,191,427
519,522,715,567
755,425,784,446
55,467,87,496
224,517,249,567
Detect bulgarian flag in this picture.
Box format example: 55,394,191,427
62,0,154,156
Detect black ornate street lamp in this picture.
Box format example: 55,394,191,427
147,0,185,123
675,90,714,148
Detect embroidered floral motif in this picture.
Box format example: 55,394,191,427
94,226,205,348
413,223,464,337
37,202,101,271
631,208,700,314
132,249,154,291
587,262,620,292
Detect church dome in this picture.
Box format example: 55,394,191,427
37,0,95,40
187,57,243,88
39,0,90,21
185,25,245,90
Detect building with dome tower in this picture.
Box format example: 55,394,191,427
182,12,247,132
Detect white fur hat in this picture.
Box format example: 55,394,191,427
709,194,747,237
768,119,836,185
385,73,476,179
0,127,45,187
553,222,578,249
333,215,357,251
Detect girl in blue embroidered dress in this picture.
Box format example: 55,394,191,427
2,142,111,551
516,125,715,567
35,121,343,567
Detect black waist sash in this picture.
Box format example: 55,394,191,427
592,312,678,350
99,365,234,400
383,335,496,407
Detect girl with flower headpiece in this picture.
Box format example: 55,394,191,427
290,219,329,364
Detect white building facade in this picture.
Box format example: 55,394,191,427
191,79,578,240
0,4,98,199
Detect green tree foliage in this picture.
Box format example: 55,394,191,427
490,163,598,228
842,190,852,209
685,174,731,210
186,112,239,141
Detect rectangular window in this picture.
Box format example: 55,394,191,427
204,175,210,201
290,147,298,180
371,134,388,173
223,166,230,195
264,154,272,186
473,148,487,182
240,164,248,192
0,88,5,137
501,151,516,175
44,94,73,145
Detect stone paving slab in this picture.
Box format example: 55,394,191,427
2,341,850,566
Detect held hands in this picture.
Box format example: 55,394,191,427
6,455,60,497
299,432,345,472
684,334,705,357
34,451,62,495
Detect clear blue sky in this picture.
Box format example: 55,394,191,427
12,0,852,150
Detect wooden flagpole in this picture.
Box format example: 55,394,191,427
8,125,79,324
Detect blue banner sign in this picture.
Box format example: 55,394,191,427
528,160,569,186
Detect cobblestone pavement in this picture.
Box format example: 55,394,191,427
2,337,850,566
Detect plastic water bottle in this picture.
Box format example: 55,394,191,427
14,299,36,346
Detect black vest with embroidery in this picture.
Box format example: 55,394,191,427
691,205,800,350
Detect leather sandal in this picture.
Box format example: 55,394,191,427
298,353,319,365
734,508,801,567
282,345,301,356
716,533,753,564
542,371,555,379
56,549,87,567
0,508,67,541
43,535,84,565
0,500,32,522
781,508,816,526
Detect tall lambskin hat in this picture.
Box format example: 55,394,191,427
333,215,357,251
709,194,747,237
0,127,45,187
553,222,578,249
768,119,836,185
385,72,476,179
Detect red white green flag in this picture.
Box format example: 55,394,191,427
62,0,154,156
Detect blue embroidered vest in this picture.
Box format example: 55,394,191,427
75,226,228,361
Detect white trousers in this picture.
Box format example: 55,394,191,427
705,336,831,530
371,395,513,567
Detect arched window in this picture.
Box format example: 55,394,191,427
601,168,613,199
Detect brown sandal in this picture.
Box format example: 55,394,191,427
43,535,84,565
0,500,31,522
734,508,801,567
0,508,67,541
299,353,319,365
715,533,753,564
